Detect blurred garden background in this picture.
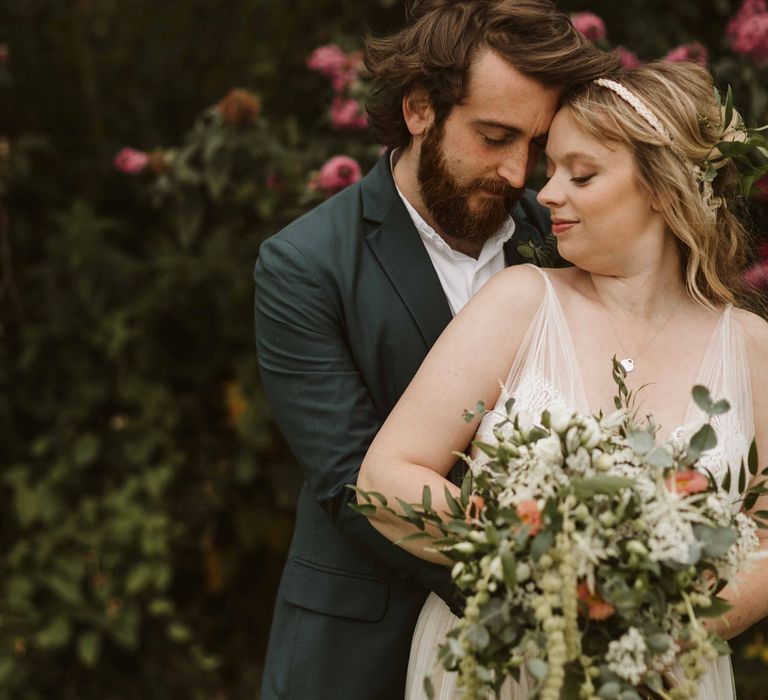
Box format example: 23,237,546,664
3,0,768,698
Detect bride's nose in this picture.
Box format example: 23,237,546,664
536,176,564,209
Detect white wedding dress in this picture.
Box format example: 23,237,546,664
405,265,753,700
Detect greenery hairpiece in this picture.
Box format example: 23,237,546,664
698,86,768,199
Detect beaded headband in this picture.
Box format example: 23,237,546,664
593,78,671,140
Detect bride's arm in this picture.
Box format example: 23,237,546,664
357,266,546,564
709,311,768,640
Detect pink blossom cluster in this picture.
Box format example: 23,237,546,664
571,12,606,43
618,46,641,70
307,43,368,130
727,0,768,66
570,12,640,70
311,155,362,196
330,96,367,130
664,42,708,66
114,147,148,174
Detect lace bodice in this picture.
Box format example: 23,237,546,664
476,266,754,506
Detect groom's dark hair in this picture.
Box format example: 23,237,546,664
364,0,620,149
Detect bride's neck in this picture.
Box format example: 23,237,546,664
586,249,687,320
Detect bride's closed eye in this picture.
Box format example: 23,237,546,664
571,174,594,185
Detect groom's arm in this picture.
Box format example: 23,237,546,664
254,234,462,613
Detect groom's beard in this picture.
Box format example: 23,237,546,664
417,123,521,244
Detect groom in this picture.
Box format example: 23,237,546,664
255,2,618,698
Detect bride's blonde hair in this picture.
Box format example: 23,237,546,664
562,61,751,310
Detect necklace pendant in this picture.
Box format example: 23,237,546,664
619,358,635,373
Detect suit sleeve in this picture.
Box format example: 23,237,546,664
254,234,462,612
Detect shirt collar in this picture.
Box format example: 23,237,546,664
389,149,516,262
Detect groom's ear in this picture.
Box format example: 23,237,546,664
403,89,435,137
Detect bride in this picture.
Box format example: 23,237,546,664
357,60,768,699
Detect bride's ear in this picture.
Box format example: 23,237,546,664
403,89,435,137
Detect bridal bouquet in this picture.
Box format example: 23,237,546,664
352,366,767,700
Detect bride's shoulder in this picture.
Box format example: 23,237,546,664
732,307,768,368
732,307,768,342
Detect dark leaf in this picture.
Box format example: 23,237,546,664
422,485,432,511
749,441,759,476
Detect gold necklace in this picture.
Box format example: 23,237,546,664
592,283,683,374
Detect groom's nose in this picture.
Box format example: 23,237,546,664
496,147,529,189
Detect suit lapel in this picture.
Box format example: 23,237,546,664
366,203,453,350
362,154,453,350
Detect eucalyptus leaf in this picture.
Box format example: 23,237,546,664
690,424,717,453
598,681,621,699
627,429,654,455
692,385,713,412
466,623,490,650
646,446,673,468
527,658,548,681
530,530,554,561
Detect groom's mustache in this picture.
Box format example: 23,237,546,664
467,178,522,200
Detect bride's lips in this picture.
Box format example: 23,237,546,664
551,218,578,235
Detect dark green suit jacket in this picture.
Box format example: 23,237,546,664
255,153,548,699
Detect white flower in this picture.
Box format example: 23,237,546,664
533,434,563,466
489,556,504,581
606,627,648,685
516,562,531,582
579,415,602,449
548,405,572,434
593,451,615,471
565,446,592,475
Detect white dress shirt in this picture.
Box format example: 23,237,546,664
391,153,516,316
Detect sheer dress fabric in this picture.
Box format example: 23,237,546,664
405,266,752,700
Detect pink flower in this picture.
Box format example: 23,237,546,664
311,155,362,195
728,0,768,66
756,174,768,200
114,147,148,174
666,469,710,495
571,12,606,43
516,499,542,536
665,42,708,66
330,96,368,129
307,44,348,77
745,261,768,290
307,44,359,92
617,46,642,70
